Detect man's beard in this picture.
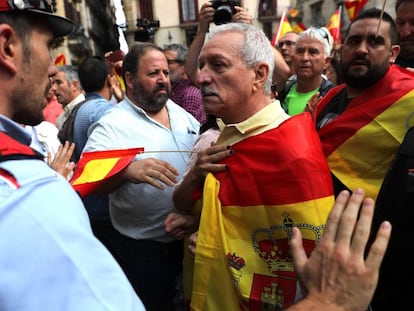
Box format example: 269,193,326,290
131,79,169,113
341,56,389,89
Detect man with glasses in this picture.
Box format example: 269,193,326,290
277,31,299,75
0,0,145,310
164,43,206,123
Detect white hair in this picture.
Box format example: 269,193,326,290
208,23,275,94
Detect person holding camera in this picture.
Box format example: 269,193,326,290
185,1,253,85
185,2,289,99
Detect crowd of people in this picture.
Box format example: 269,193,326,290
2,0,414,310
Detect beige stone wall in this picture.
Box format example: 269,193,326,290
122,0,292,48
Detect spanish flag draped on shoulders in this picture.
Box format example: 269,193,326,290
314,65,414,200
190,101,334,310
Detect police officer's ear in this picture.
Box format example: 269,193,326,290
389,44,400,64
0,24,19,74
253,62,269,92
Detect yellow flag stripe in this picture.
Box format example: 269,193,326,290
328,93,414,199
71,158,119,185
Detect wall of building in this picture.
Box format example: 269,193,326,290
122,0,292,48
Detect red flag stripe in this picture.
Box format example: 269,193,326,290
70,148,143,197
317,66,414,157
215,113,333,206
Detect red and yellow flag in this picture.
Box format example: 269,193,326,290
70,148,143,197
344,0,367,21
271,11,293,46
190,113,334,310
315,65,414,200
327,6,342,45
292,22,307,34
54,52,66,67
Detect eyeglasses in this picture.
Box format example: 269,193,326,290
167,59,183,65
1,0,53,13
277,40,296,49
315,28,330,44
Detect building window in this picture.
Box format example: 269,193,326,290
259,0,277,18
179,0,198,23
311,2,324,26
139,0,154,20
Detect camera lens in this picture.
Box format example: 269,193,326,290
213,5,233,25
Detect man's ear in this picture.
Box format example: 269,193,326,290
323,56,332,71
0,24,19,75
124,71,134,90
72,79,81,92
253,62,270,92
105,74,112,87
390,45,400,64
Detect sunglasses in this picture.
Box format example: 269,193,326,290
315,28,330,44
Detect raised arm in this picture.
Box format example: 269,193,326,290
185,4,253,85
185,2,214,84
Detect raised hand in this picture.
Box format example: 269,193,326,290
288,189,392,311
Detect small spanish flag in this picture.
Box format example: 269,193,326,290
271,11,293,46
344,0,367,21
70,148,143,197
54,52,66,67
292,22,307,34
327,6,342,45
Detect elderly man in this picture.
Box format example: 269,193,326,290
52,65,85,130
187,22,335,310
0,1,144,310
279,27,335,115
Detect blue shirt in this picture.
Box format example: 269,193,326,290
0,115,145,311
73,93,114,160
84,97,199,242
73,93,114,219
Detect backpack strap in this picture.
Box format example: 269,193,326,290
57,100,87,144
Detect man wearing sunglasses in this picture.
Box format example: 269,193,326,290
0,1,144,310
279,27,335,116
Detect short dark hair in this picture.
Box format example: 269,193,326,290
78,56,109,93
396,0,414,11
346,8,398,45
0,12,34,60
122,42,164,82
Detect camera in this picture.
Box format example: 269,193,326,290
211,0,241,25
135,18,160,42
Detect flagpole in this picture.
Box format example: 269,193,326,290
337,5,342,46
143,150,198,154
272,11,287,46
376,0,387,37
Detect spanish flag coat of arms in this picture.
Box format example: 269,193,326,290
190,113,334,310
